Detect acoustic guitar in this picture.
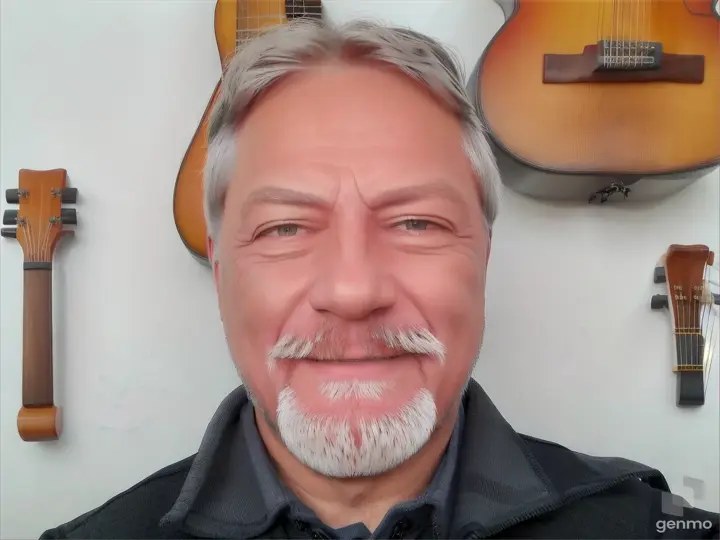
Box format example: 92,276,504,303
1,169,78,441
173,0,322,265
651,244,719,407
469,0,720,203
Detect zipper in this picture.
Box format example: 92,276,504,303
462,469,660,539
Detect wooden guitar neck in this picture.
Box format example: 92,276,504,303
2,169,78,441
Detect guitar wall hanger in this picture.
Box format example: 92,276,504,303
650,244,718,407
1,169,78,441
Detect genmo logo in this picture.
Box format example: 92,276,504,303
656,519,714,534
656,477,714,534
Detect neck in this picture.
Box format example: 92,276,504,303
255,401,460,532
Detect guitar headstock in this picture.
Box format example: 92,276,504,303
650,244,719,406
1,169,78,263
661,244,715,333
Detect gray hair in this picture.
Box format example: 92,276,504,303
203,18,501,257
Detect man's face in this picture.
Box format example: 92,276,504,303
213,62,490,477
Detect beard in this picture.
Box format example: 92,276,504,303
274,384,438,478
236,323,476,478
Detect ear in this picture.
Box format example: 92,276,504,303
486,233,492,265
207,236,221,289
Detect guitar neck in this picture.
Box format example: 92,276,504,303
22,262,54,407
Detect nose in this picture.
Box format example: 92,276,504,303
308,234,396,321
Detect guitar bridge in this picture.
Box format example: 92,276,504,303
595,40,662,70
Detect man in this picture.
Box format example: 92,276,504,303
41,18,717,540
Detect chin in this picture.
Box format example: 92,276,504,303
275,385,438,478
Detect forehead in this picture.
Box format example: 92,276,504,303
230,62,477,200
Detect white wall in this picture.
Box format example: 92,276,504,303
1,1,718,538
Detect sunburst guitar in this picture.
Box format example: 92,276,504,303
173,0,322,265
469,0,720,203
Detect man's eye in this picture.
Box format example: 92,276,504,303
397,219,433,231
274,224,299,236
257,224,301,238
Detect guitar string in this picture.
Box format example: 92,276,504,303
620,0,626,67
631,0,635,67
696,272,704,376
603,0,608,68
673,270,681,372
701,267,718,394
698,265,715,374
611,0,617,67
681,274,688,373
643,0,649,64
627,0,632,65
26,222,37,262
640,0,645,65
699,276,704,374
680,272,692,369
703,285,718,395
642,0,649,65
689,273,696,373
672,267,687,374
597,0,606,65
38,190,54,262
619,0,622,65
692,274,698,374
683,274,695,370
622,0,627,66
633,0,639,67
40,222,54,262
684,272,692,373
596,0,600,50
36,187,47,262
682,277,688,373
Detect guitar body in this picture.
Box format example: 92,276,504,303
173,0,322,265
469,0,720,202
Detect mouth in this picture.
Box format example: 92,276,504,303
303,354,407,363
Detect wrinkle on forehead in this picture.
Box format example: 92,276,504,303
226,62,480,221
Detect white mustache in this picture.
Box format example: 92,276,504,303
267,326,445,369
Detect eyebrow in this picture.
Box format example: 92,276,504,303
366,180,469,212
241,180,471,216
241,186,331,216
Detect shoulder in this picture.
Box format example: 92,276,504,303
514,434,719,539
39,455,196,539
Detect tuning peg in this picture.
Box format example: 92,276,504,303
1,227,17,239
3,209,18,225
61,187,78,204
651,294,668,310
653,266,666,283
6,189,19,204
60,208,76,225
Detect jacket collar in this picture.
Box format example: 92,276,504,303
160,379,662,538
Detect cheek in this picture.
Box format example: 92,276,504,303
395,250,486,393
397,250,486,336
219,255,313,404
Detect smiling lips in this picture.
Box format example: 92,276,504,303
295,354,423,379
303,354,407,363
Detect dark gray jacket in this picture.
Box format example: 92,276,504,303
40,380,719,539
